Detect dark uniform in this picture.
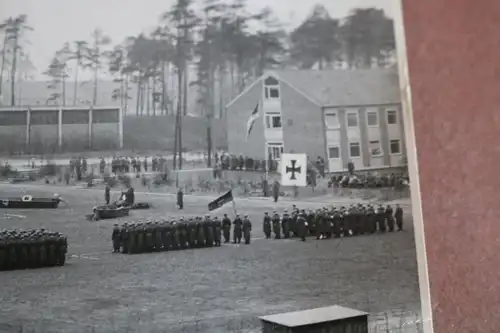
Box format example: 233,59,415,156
105,185,111,205
242,215,252,244
112,224,120,252
177,189,184,210
262,212,272,239
386,205,395,232
395,205,404,231
281,210,290,239
272,211,281,239
213,217,222,246
233,214,243,244
222,214,231,243
297,212,307,241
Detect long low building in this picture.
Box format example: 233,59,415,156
0,106,123,154
225,68,406,173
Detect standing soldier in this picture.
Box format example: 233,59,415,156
187,219,197,248
395,204,404,231
297,211,307,242
105,184,111,205
272,181,280,203
112,224,121,253
386,205,395,232
213,217,222,246
143,157,148,172
100,157,106,174
376,205,386,232
272,211,281,239
281,209,290,239
222,214,231,243
233,214,243,244
197,219,206,248
128,224,138,254
120,223,130,253
177,188,184,210
262,212,272,239
242,214,252,244
204,215,214,247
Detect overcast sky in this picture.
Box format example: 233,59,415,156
1,0,395,80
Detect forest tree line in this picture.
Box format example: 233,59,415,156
0,1,395,168
1,1,395,117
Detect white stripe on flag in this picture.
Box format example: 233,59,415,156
245,103,260,141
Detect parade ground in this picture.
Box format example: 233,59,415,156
0,184,421,333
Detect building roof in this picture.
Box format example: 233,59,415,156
274,68,400,107
259,305,368,328
226,68,401,109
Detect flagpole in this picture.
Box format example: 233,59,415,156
232,198,238,216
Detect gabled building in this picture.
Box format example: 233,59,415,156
225,68,405,173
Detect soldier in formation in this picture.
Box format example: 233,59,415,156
264,203,404,241
112,217,223,254
0,228,68,271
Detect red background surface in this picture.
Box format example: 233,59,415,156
402,0,500,332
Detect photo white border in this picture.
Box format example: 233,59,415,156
393,1,434,332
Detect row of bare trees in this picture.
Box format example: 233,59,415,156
0,1,395,168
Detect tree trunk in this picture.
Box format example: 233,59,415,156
0,32,8,101
10,42,18,106
218,68,224,119
173,64,183,170
135,80,141,116
62,74,66,106
93,67,98,106
73,60,79,105
182,64,188,116
146,78,150,116
124,75,129,116
160,60,166,115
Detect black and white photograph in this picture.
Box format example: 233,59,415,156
0,0,425,332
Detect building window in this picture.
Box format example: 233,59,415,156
367,111,378,127
346,112,358,127
387,110,397,124
328,146,340,159
324,112,339,129
390,139,401,154
369,140,383,156
264,76,280,99
349,142,361,158
265,114,282,129
268,143,283,160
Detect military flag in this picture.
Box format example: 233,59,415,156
208,190,234,211
245,103,260,141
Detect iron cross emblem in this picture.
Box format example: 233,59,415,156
285,160,301,180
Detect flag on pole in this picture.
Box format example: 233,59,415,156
245,103,260,141
208,190,234,211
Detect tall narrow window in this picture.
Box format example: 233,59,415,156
264,76,280,99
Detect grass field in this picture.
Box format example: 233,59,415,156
0,184,421,333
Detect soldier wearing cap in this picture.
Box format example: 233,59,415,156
213,216,222,246
242,214,252,244
272,211,281,239
262,212,271,239
376,204,386,232
297,210,308,241
385,204,395,232
112,224,121,253
395,204,404,231
233,213,243,244
196,218,206,247
222,214,231,243
281,209,290,239
204,214,214,247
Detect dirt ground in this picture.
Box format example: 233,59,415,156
0,184,420,333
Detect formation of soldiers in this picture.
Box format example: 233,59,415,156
262,203,404,241
111,214,253,254
0,228,68,271
109,156,168,174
